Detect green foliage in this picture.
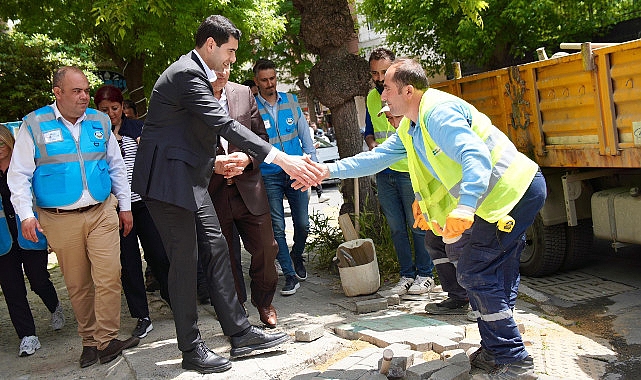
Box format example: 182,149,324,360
359,0,641,73
1,0,287,100
0,30,99,121
307,209,402,282
307,210,344,271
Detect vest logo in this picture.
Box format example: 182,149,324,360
432,147,442,155
286,117,294,125
43,129,63,144
94,131,104,139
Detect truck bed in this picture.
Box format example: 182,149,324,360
432,39,641,169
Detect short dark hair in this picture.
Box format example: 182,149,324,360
122,99,137,115
195,15,241,48
252,59,276,76
52,66,85,89
389,58,429,92
369,48,395,63
241,79,256,88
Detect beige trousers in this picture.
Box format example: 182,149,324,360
38,195,122,350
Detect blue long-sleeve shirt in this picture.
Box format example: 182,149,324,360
328,100,493,210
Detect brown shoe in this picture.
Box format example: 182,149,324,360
98,337,140,364
256,304,277,328
79,346,98,368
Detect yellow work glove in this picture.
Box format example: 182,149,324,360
441,205,475,239
412,200,431,231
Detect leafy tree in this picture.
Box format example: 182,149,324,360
359,0,641,75
0,29,100,122
1,0,286,117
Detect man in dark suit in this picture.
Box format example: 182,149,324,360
208,68,279,328
131,15,320,374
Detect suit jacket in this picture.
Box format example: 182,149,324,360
208,82,270,215
132,52,273,211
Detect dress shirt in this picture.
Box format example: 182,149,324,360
8,102,131,221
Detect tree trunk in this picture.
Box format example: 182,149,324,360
293,0,377,215
122,57,148,118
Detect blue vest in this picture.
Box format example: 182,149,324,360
0,196,47,255
23,106,112,208
257,92,304,176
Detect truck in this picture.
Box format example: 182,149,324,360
431,39,641,277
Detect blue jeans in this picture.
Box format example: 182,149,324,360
376,171,434,278
263,171,310,278
458,171,546,365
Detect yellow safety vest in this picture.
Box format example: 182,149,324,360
366,89,408,172
400,89,539,223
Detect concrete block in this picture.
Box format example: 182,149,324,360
441,350,471,371
296,324,325,342
377,290,401,305
318,369,368,379
378,355,415,378
356,370,388,380
405,360,448,380
356,298,388,314
431,337,459,353
457,337,481,352
334,324,361,340
429,363,472,380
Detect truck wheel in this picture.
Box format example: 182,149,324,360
560,219,595,271
519,214,566,277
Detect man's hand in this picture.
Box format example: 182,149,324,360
439,205,475,239
291,156,330,190
119,210,133,237
412,200,431,231
272,152,324,191
215,152,250,178
365,135,378,151
21,217,43,243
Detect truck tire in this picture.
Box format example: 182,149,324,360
519,214,566,277
560,219,595,271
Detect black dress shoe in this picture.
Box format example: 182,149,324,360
182,342,231,373
98,337,140,364
79,346,98,368
230,325,289,357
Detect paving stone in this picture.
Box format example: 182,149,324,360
356,370,388,380
380,355,415,378
405,360,448,380
457,337,481,352
334,323,362,340
296,324,325,342
430,363,472,380
431,337,459,353
441,349,471,371
518,323,526,333
377,290,401,305
356,299,389,314
318,369,368,379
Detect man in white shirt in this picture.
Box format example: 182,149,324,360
8,66,138,368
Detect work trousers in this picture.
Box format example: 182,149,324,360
424,230,468,301
457,171,546,365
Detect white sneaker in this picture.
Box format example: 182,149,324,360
19,336,41,357
51,302,65,331
274,260,283,276
390,277,414,295
407,275,435,295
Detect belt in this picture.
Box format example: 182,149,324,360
226,178,235,186
42,203,101,214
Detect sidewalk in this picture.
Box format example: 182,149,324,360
0,189,618,379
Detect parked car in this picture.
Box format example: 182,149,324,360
314,136,340,184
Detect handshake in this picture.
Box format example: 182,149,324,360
272,153,330,190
